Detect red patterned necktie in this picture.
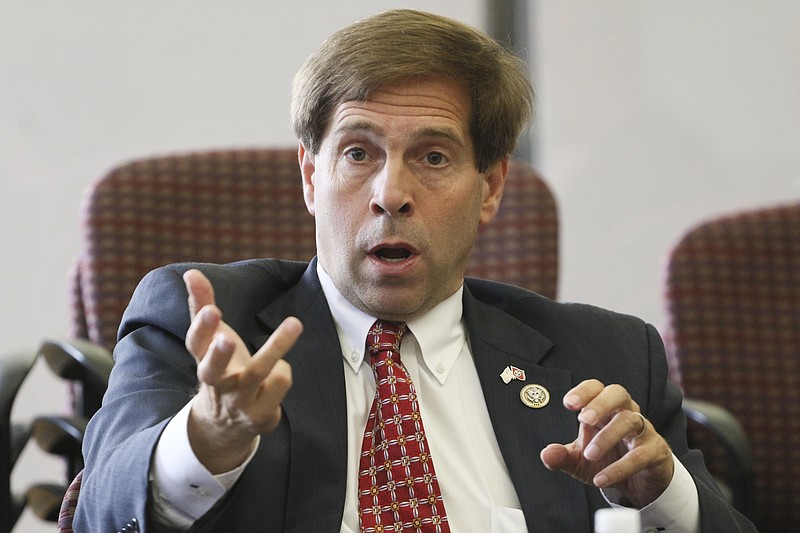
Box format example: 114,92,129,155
358,320,450,532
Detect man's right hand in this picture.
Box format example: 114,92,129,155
182,268,302,474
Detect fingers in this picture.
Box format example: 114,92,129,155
590,416,665,488
592,426,674,506
628,412,648,440
184,269,216,319
195,316,303,392
564,380,642,446
182,268,302,395
184,268,222,363
540,442,579,473
541,379,675,506
189,315,301,461
581,410,648,461
196,332,237,387
186,306,223,363
565,380,638,424
241,317,303,389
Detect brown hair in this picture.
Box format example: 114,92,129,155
291,9,534,172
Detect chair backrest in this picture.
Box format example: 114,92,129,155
471,159,559,298
71,148,558,352
662,201,800,532
71,148,315,352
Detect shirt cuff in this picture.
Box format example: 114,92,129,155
150,400,260,529
602,453,700,532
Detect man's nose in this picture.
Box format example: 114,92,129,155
369,160,415,217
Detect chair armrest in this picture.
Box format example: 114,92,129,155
31,415,87,480
1,351,37,530
37,338,113,392
38,338,114,417
26,482,66,522
30,416,87,457
9,422,32,468
1,351,37,465
0,351,37,420
681,396,755,518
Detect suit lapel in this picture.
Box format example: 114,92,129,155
463,287,592,531
252,261,348,531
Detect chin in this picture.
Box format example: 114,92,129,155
360,292,423,320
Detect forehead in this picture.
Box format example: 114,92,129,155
326,78,472,141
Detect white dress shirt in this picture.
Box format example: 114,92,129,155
150,265,700,532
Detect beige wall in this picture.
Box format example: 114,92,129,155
2,1,799,531
533,1,800,323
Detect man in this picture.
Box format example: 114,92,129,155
74,9,755,532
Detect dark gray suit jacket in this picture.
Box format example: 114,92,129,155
74,259,755,532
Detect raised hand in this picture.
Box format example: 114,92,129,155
182,268,303,474
539,379,674,508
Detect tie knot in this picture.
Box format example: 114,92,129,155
367,320,406,359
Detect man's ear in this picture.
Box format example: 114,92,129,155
479,155,509,225
298,143,316,216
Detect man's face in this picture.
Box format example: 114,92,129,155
299,78,507,321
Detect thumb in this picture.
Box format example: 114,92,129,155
540,442,581,473
184,269,215,319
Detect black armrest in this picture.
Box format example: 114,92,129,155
682,396,755,519
1,350,37,531
38,338,114,417
9,422,31,469
38,338,113,390
1,351,37,467
30,415,87,456
30,415,87,480
26,482,66,522
0,351,37,420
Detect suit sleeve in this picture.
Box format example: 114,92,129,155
74,265,201,533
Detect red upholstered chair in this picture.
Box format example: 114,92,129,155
56,469,82,533
48,147,558,527
470,159,559,299
72,148,316,354
662,201,800,532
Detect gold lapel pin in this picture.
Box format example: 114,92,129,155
520,384,550,409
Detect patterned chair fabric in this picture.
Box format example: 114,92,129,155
56,469,82,533
471,159,558,299
662,201,800,532
71,148,558,353
72,148,315,352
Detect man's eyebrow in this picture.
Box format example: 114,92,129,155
333,120,385,137
332,121,465,147
415,126,466,147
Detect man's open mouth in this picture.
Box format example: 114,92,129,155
374,247,412,263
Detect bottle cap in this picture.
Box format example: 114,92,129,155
594,508,641,533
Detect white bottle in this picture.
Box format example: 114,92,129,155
594,508,641,533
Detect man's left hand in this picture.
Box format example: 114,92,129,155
539,379,674,508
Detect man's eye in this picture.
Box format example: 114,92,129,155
346,148,367,162
425,152,446,165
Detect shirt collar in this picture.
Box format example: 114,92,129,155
317,263,466,385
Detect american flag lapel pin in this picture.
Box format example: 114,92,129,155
500,365,527,384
